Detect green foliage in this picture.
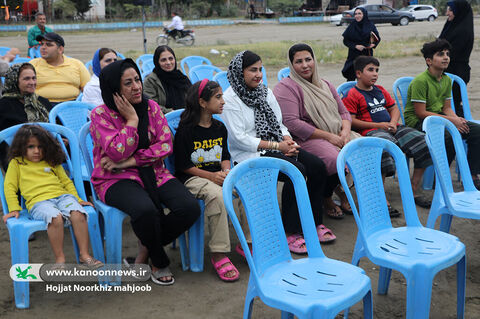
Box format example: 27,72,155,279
218,5,240,17
188,1,212,17
123,4,142,18
75,0,92,16
269,0,303,15
54,0,77,19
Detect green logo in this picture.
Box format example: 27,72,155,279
16,266,38,280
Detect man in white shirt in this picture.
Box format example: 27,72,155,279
166,12,184,39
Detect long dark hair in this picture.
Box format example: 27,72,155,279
179,80,221,128
8,124,65,166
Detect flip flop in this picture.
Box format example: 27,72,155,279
340,203,353,215
326,206,345,219
79,257,104,270
211,257,239,282
235,243,252,259
151,267,175,286
387,205,400,218
316,224,336,243
414,195,432,208
286,234,307,254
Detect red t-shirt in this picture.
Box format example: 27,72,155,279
342,85,396,136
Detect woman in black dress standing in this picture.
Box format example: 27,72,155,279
341,7,380,81
439,0,474,117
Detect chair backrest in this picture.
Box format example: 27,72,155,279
0,47,11,56
84,60,93,74
79,122,99,201
141,60,155,77
336,81,356,99
223,157,324,279
213,71,230,92
136,54,154,69
189,65,222,83
0,123,87,214
277,67,290,82
10,57,32,65
337,137,421,237
261,67,268,87
445,72,473,121
28,46,41,59
423,116,475,197
392,77,413,124
116,52,126,60
76,92,83,101
180,56,212,75
49,101,96,136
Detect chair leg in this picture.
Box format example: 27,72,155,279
363,290,373,319
104,212,126,285
189,204,204,272
178,233,189,271
377,267,392,295
351,236,364,266
69,225,80,263
85,208,106,264
439,214,453,233
10,228,33,309
457,255,466,319
422,165,435,190
243,277,256,319
405,271,433,319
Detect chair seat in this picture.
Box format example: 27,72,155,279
7,210,47,231
260,257,371,311
447,191,480,216
366,227,465,269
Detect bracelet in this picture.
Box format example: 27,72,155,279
273,142,279,150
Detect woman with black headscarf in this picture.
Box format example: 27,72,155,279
89,58,200,285
439,0,474,117
144,45,192,113
0,63,51,169
341,7,380,81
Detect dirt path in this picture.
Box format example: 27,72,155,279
1,19,480,318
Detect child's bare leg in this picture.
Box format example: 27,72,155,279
411,168,426,196
47,215,66,264
69,210,91,261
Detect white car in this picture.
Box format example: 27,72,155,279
399,5,438,21
330,14,343,26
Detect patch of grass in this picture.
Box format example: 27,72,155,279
133,35,439,68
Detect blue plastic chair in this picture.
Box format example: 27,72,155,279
84,60,93,74
0,123,105,308
223,157,373,319
164,109,209,272
0,46,11,56
116,52,126,60
136,54,153,69
28,46,41,59
76,92,83,101
392,76,435,189
10,57,32,65
189,65,222,83
180,55,212,76
337,137,466,319
445,72,479,124
78,122,190,282
336,81,356,99
261,67,268,87
213,71,230,92
141,60,155,77
423,116,480,233
277,67,290,81
49,101,96,182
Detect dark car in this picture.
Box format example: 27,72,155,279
341,4,415,26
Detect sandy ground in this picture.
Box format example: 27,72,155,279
1,19,480,318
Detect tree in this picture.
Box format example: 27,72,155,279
75,0,92,17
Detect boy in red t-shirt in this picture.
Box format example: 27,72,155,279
342,56,433,209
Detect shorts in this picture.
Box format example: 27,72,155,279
30,194,87,226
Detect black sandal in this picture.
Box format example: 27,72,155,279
387,205,400,218
414,195,432,208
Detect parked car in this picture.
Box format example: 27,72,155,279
341,4,415,26
330,13,343,26
399,5,438,21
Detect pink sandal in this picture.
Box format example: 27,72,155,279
235,243,252,259
286,234,307,254
316,224,336,243
210,257,240,282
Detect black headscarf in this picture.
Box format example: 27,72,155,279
342,7,378,45
99,59,162,210
152,46,191,109
439,0,474,64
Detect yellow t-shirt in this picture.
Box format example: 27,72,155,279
30,56,90,103
4,157,82,212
